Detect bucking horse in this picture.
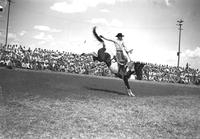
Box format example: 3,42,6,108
91,26,145,96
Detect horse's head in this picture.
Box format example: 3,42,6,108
134,62,145,80
123,61,145,80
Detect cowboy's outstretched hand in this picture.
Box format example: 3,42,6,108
128,49,133,54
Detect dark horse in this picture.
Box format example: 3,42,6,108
92,26,145,96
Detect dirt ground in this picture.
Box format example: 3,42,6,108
0,68,200,138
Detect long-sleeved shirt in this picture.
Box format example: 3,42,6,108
114,39,128,52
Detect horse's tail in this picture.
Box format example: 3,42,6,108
93,26,104,43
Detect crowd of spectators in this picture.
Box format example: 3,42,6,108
142,63,200,85
0,44,111,77
0,43,200,85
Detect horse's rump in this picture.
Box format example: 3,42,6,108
97,47,111,66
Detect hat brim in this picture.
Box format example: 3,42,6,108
116,35,124,37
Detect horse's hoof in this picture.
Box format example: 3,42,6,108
91,52,98,57
130,93,135,97
129,93,135,97
127,89,135,97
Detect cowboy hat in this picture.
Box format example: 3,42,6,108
116,33,124,37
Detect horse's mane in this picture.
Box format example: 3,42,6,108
92,26,104,43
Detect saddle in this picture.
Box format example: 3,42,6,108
113,55,127,66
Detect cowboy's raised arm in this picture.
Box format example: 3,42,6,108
100,35,116,43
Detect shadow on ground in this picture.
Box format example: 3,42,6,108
84,87,126,96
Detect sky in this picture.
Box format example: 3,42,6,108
0,0,200,69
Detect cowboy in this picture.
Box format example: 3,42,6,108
100,33,132,76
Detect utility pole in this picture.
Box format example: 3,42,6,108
176,19,184,69
5,0,11,46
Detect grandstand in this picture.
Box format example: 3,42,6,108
0,43,200,85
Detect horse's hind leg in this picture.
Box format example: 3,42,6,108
91,47,105,62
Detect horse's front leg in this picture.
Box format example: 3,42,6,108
126,70,135,79
123,76,135,97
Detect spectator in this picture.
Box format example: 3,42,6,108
0,43,199,85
